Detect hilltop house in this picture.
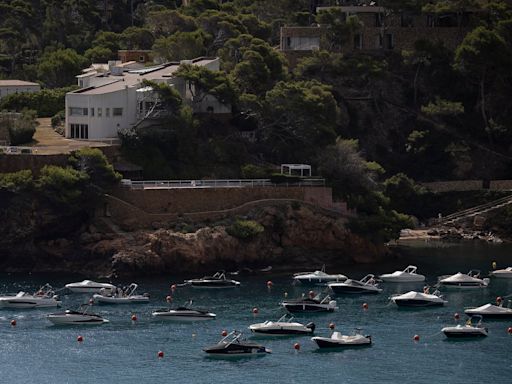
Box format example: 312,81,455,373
65,57,231,140
280,4,478,67
0,80,40,100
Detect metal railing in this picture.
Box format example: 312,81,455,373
123,178,326,190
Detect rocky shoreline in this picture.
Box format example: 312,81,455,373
0,204,388,278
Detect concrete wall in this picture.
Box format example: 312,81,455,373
420,180,512,193
0,85,40,100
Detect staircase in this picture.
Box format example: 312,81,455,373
436,194,512,225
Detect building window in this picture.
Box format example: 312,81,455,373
401,13,414,27
385,34,394,49
90,108,94,117
70,124,88,139
79,80,84,87
69,107,88,116
286,37,291,48
353,34,363,49
375,13,383,27
98,107,102,117
113,108,123,117
106,108,110,117
139,55,145,62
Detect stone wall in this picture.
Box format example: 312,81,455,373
421,180,512,192
112,186,334,214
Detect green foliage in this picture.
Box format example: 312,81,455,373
36,165,90,207
68,148,121,190
175,64,237,106
383,173,427,217
152,30,206,61
316,9,362,51
240,164,271,178
36,49,89,88
0,87,77,117
422,98,464,117
0,170,33,192
226,219,264,239
51,110,65,129
3,110,37,145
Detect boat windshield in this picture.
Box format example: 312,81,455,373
404,266,417,274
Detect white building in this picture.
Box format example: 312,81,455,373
0,80,40,100
65,57,231,140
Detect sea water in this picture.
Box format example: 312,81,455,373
1,241,511,384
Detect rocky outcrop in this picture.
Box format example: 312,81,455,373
0,195,387,277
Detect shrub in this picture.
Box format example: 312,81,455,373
6,110,37,145
37,165,90,207
241,164,271,178
0,86,77,117
51,110,65,129
226,220,264,239
0,170,34,192
270,173,302,184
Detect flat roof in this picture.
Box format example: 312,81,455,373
0,80,40,87
70,57,218,96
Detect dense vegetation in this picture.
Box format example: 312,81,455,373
2,0,512,240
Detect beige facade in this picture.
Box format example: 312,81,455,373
0,80,40,100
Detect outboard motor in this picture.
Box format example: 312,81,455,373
306,322,316,332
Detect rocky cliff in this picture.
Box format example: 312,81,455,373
0,198,387,277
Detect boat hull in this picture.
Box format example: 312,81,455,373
442,330,487,338
379,275,425,283
312,338,371,348
66,287,114,294
47,315,109,325
282,304,335,313
394,299,445,307
250,327,313,335
93,295,149,304
0,299,61,309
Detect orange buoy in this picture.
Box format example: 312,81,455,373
157,351,164,358
507,327,512,334
266,280,273,288
454,313,460,320
413,334,420,342
362,302,369,310
252,307,259,314
329,322,335,330
77,335,83,342
166,295,172,303
293,342,301,351
131,314,137,321
221,330,228,337
10,319,16,326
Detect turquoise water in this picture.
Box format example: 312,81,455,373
1,241,512,384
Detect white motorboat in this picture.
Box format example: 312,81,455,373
490,267,512,278
328,274,382,295
92,283,149,304
390,289,447,307
438,270,489,289
152,300,216,321
185,272,240,288
281,293,337,313
293,265,347,285
0,284,61,308
442,316,488,338
249,314,315,336
203,331,271,357
47,304,109,325
312,329,372,348
464,303,512,318
65,280,116,294
379,265,425,282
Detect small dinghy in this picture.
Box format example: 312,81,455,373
438,270,489,289
379,265,425,282
152,300,216,321
312,329,372,349
249,314,315,336
328,274,382,295
185,272,240,289
390,287,447,307
442,316,488,338
203,331,271,357
65,280,116,294
92,283,149,304
293,265,347,285
47,304,109,325
281,293,337,313
490,267,512,278
0,284,61,309
464,303,512,318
